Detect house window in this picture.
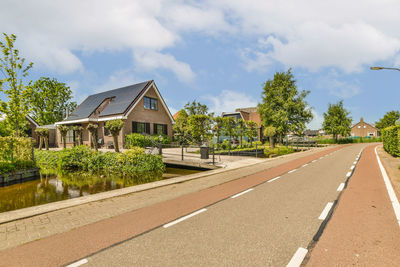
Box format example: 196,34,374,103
154,123,167,135
357,126,361,128
144,97,158,110
363,125,366,128
132,121,150,134
368,132,375,137
66,130,74,143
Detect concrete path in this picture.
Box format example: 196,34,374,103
0,146,343,266
306,145,400,266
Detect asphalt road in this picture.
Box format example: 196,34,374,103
83,144,367,266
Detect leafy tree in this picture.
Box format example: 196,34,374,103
173,109,190,145
28,77,77,125
258,69,313,144
223,117,236,144
0,33,33,136
57,125,70,149
375,110,400,130
237,118,246,148
87,123,98,151
184,100,210,116
322,101,352,141
35,128,49,150
213,116,225,150
105,119,124,152
72,126,83,146
263,126,276,149
245,120,258,146
0,118,12,136
188,115,212,144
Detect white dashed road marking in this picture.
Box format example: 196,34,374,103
318,202,334,220
287,247,308,267
268,176,280,183
346,172,352,177
288,169,297,174
163,209,207,228
231,188,254,199
66,259,88,267
337,183,345,192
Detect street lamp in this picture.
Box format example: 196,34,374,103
370,66,400,71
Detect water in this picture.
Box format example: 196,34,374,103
0,167,201,213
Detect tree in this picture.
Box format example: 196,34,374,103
237,118,246,148
57,125,69,149
87,123,98,151
0,118,12,136
72,126,83,146
213,116,225,150
173,109,190,145
375,110,400,130
28,77,77,125
245,120,258,146
184,100,211,116
188,115,212,144
223,117,236,144
258,69,313,144
0,33,33,136
105,119,124,152
35,128,49,150
263,126,276,149
322,101,352,141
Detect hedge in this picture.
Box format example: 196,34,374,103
0,136,33,162
382,125,400,157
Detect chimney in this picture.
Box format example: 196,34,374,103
360,117,364,123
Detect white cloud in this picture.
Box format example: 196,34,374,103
204,90,258,116
317,76,361,99
93,69,141,93
133,51,195,83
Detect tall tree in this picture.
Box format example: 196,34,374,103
213,116,225,150
237,118,246,148
223,117,236,144
258,69,313,143
188,115,212,144
375,110,400,130
87,123,99,151
245,120,258,146
173,109,190,145
184,100,213,117
28,77,77,125
0,33,33,136
322,101,352,141
263,126,276,149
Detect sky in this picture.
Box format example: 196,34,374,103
1,0,400,129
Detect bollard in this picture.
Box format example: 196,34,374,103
181,146,184,161
256,143,258,158
158,144,162,155
212,147,215,165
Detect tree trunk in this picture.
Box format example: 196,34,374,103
62,135,66,149
94,132,98,151
77,134,82,146
113,135,119,152
45,136,49,150
38,136,43,150
269,136,275,149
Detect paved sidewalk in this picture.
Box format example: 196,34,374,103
306,145,400,266
0,146,341,266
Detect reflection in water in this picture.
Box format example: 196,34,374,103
0,167,201,213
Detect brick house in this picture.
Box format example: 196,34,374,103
222,107,263,141
350,118,379,137
55,80,174,148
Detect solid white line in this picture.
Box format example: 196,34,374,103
312,160,317,163
268,176,280,183
231,188,254,199
66,259,88,267
302,164,308,167
163,208,207,228
318,202,334,220
337,183,345,192
350,165,355,170
375,146,400,227
288,169,297,174
286,247,308,267
346,172,352,177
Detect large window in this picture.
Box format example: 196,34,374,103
154,123,167,135
144,96,158,110
132,121,150,134
66,130,74,143
104,126,110,136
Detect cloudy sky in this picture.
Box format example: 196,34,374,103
1,0,400,129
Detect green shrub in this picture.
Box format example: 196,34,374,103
58,145,94,171
316,137,381,144
125,133,154,148
264,146,294,157
0,160,37,175
0,136,33,162
151,134,171,144
382,126,400,157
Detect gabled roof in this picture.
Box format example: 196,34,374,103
0,114,39,127
64,81,151,122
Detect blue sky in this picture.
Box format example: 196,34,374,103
1,0,400,129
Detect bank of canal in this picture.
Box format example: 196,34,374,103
0,167,202,213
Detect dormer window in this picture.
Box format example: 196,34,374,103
144,96,158,110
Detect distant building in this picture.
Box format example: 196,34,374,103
350,118,379,137
222,107,262,141
0,114,39,142
55,80,174,148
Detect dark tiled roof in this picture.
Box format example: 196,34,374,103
64,81,151,121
